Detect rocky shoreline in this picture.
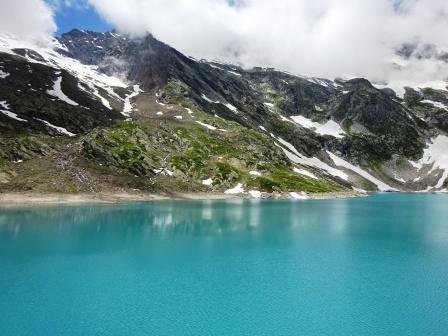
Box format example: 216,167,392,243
0,190,366,206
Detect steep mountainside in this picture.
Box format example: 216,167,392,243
1,29,447,196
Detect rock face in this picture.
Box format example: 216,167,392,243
1,29,448,194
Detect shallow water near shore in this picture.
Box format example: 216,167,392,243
1,193,448,335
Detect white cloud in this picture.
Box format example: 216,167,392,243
0,0,56,43
87,0,448,85
1,0,447,87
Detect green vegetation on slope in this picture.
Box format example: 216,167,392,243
81,114,344,193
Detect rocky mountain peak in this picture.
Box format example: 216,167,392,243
1,29,448,194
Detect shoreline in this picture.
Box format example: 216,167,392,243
0,190,365,207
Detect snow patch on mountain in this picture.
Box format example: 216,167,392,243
293,167,318,180
273,136,348,180
47,76,79,106
122,85,143,117
83,82,112,109
0,101,9,110
201,93,238,113
202,178,213,186
224,102,238,113
36,118,75,136
263,102,275,111
207,63,225,72
0,69,9,79
419,135,448,190
307,78,339,88
154,168,174,176
225,183,244,194
0,100,27,122
1,33,127,111
104,86,123,101
227,70,241,76
196,121,227,132
327,151,396,191
421,100,448,111
249,190,262,198
290,115,345,138
0,110,27,122
201,94,219,104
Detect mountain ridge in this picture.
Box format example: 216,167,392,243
0,29,447,196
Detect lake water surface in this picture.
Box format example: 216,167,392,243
1,193,448,335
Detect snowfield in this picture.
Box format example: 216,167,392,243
0,69,9,79
201,94,238,113
327,151,396,191
79,82,112,109
273,136,348,180
290,115,346,138
154,168,174,176
36,118,75,136
263,102,275,111
224,103,238,113
0,110,27,122
273,134,395,191
227,70,241,77
122,85,143,117
421,100,448,111
0,33,129,112
0,100,27,122
201,94,219,104
293,167,318,180
196,121,227,132
47,76,79,106
419,136,448,190
202,178,213,186
196,121,217,130
249,190,262,198
225,183,244,194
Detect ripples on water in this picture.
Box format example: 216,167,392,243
0,194,448,335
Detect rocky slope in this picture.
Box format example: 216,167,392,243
0,29,447,196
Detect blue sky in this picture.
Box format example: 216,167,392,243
48,0,241,36
48,1,112,35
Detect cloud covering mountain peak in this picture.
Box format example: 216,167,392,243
2,0,448,87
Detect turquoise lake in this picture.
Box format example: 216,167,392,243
1,193,448,335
